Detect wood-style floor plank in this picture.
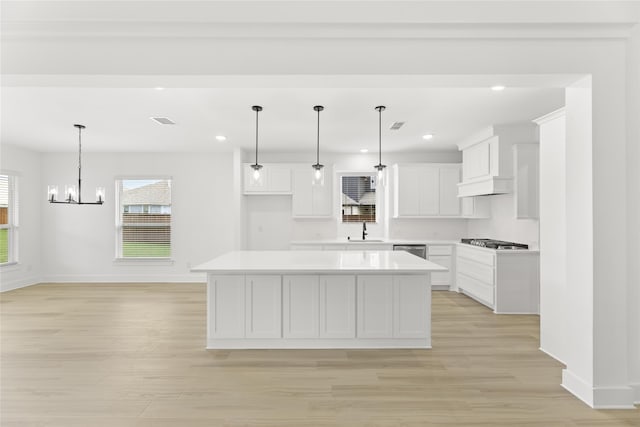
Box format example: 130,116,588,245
1,283,638,426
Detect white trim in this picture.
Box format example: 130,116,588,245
562,369,636,409
41,273,206,283
631,383,640,405
0,274,42,292
538,346,566,365
533,107,566,125
207,338,431,350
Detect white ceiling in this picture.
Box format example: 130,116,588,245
1,86,563,153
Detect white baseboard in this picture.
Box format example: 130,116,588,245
631,383,640,405
41,273,207,283
0,275,42,292
562,369,636,409
538,346,566,365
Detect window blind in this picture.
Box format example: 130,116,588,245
341,175,376,223
118,179,171,258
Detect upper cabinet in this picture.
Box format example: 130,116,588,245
243,163,293,194
291,166,333,218
393,163,464,218
457,124,538,197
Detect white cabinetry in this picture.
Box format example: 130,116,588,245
392,163,462,218
461,197,491,218
456,244,539,314
243,163,292,194
291,167,333,218
208,275,246,338
283,275,319,338
245,275,282,338
319,275,356,338
393,275,430,338
427,245,454,290
357,275,394,338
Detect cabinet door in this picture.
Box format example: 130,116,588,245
245,275,282,338
428,255,452,288
357,275,393,338
283,275,319,338
208,275,245,338
439,167,461,216
396,166,420,216
292,169,313,216
393,275,430,338
418,166,439,215
269,167,292,192
319,275,356,338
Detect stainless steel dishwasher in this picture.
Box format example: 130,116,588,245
393,244,427,259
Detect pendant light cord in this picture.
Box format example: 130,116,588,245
255,108,259,166
316,108,320,165
77,125,83,203
378,107,382,165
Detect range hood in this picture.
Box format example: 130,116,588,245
456,124,537,197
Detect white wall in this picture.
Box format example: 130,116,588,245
466,193,539,248
536,109,567,364
0,144,42,291
40,151,236,282
244,151,467,248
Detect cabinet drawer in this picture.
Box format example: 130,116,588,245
457,273,494,307
457,257,494,285
428,245,453,256
457,245,495,266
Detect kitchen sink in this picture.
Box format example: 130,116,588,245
348,239,385,243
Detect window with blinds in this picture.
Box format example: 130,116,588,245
116,179,171,258
341,175,377,223
0,174,17,265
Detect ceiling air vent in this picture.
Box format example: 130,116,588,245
150,117,176,125
389,121,405,130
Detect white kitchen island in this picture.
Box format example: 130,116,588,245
192,250,446,349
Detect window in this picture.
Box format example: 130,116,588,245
116,179,171,258
341,175,377,223
0,174,18,265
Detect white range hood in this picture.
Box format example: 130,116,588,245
457,124,538,197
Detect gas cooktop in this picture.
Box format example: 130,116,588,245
461,238,529,250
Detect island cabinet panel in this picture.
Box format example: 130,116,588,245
393,275,430,338
319,275,356,338
245,275,282,338
357,275,394,338
208,275,245,338
283,275,320,338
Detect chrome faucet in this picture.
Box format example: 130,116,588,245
362,222,367,240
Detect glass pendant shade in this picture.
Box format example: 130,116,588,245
48,185,59,202
65,185,77,202
250,164,263,186
96,187,105,203
376,165,386,187
312,165,325,186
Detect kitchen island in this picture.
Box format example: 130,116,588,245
192,250,446,349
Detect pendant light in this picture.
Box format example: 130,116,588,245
311,105,325,186
47,124,104,205
250,105,263,185
374,105,387,186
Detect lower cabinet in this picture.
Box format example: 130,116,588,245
245,275,282,338
208,273,430,345
357,275,429,339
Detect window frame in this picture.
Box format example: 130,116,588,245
0,173,18,267
338,172,380,224
114,176,173,261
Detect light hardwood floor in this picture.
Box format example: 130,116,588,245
1,283,638,426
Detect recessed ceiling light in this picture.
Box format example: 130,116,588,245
155,87,165,91
360,148,369,153
215,135,227,141
422,134,434,140
491,85,506,91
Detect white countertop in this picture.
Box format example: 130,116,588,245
192,250,448,274
290,239,459,245
456,243,540,254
